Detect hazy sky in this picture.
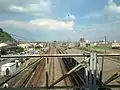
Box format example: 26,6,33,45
0,0,120,41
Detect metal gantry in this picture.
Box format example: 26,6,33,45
0,53,120,89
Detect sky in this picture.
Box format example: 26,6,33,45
0,0,120,41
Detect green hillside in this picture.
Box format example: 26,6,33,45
0,28,15,43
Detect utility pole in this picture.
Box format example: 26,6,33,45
105,36,107,54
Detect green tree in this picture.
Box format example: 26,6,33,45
0,28,15,43
16,46,24,53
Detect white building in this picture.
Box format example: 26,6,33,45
0,43,8,48
112,42,120,49
39,43,44,48
1,63,16,76
17,43,29,49
90,42,97,47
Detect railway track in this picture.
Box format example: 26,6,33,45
58,58,72,86
57,46,86,89
22,58,45,87
0,46,86,89
48,46,72,87
63,59,85,89
7,57,45,88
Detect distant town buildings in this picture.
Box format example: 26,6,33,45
18,42,46,49
80,38,86,42
79,38,90,47
113,40,117,43
17,43,30,49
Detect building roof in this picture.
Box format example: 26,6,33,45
2,63,15,67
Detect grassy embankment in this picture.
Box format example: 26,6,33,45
76,46,120,60
76,46,120,54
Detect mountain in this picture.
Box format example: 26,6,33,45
0,28,15,43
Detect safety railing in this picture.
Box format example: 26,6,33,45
0,53,120,90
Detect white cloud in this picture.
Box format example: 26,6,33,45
0,0,54,17
0,0,75,30
9,5,25,12
83,0,120,20
30,18,74,30
0,17,75,31
73,0,120,41
0,20,38,29
104,0,120,14
76,19,120,41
